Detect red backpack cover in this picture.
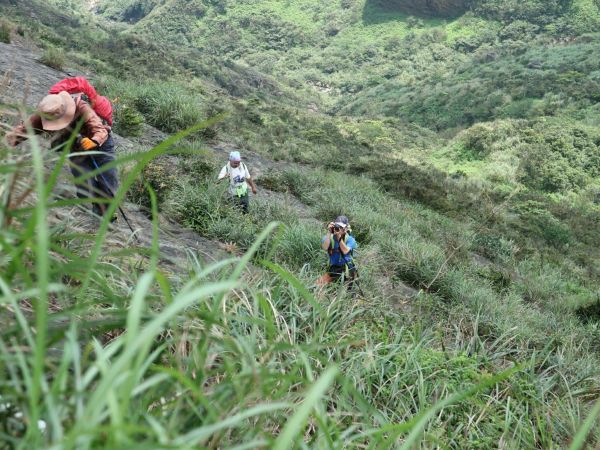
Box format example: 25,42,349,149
48,77,113,126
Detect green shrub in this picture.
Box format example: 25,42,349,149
39,46,66,70
100,80,209,134
132,87,203,133
519,121,600,193
177,145,219,180
367,0,472,18
274,223,323,269
0,19,12,44
112,103,144,137
473,233,518,263
258,168,321,205
166,181,228,235
128,158,180,209
513,200,572,248
476,0,573,25
499,20,540,41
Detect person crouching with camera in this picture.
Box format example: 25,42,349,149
317,215,358,290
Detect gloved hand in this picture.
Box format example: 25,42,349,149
80,137,98,151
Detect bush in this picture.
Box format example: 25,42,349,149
476,0,573,25
0,19,12,44
275,223,323,269
258,168,320,205
39,46,66,70
519,121,600,193
177,145,219,180
513,200,572,248
499,20,539,41
367,0,472,18
132,84,207,133
112,103,144,137
128,158,180,209
100,80,209,134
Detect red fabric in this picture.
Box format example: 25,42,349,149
48,77,113,125
93,96,113,126
48,77,98,101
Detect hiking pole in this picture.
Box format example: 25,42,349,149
90,156,139,242
352,270,366,298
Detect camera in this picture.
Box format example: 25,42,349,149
328,222,345,233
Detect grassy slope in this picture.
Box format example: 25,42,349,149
117,0,600,245
1,0,600,447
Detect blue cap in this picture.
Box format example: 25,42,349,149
229,151,241,161
334,215,349,227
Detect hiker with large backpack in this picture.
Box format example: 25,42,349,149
48,76,113,126
217,151,257,214
5,80,118,218
317,215,359,291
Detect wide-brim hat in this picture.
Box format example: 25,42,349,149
38,91,76,131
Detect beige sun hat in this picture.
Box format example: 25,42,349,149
37,91,76,131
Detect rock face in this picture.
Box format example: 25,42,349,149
369,0,472,18
0,42,66,109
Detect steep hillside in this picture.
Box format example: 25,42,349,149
94,0,600,276
97,0,599,101
1,0,600,448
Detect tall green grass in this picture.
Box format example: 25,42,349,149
3,123,599,448
100,79,213,134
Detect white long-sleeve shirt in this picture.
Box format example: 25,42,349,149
218,162,251,196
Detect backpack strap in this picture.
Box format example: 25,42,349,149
70,92,89,103
226,162,248,179
70,93,109,126
329,235,353,260
328,235,355,278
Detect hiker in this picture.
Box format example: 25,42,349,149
217,151,257,214
48,76,113,126
317,215,358,290
5,90,118,217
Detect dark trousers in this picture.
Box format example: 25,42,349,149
235,192,249,214
328,264,358,290
70,134,118,213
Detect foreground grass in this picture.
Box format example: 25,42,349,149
2,130,599,448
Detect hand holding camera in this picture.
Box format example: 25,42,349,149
328,223,345,239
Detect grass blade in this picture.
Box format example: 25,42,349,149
272,366,339,450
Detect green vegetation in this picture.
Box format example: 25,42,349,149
96,0,162,22
366,0,473,18
1,0,600,446
2,127,599,448
0,19,12,44
39,46,66,71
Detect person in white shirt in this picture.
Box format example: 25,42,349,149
217,151,258,214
